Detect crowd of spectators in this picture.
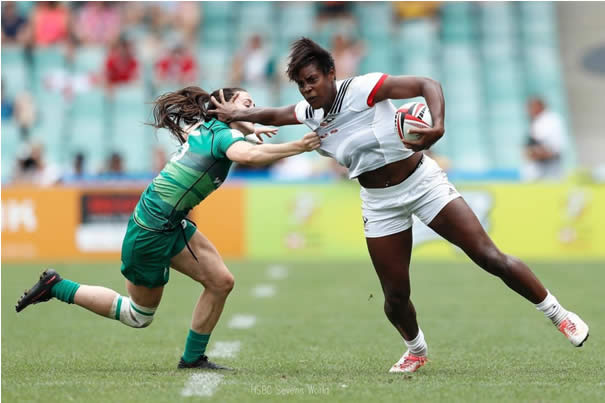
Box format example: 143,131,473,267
2,2,378,184
3,2,566,185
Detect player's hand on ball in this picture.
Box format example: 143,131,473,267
300,131,321,151
208,89,238,123
403,125,445,151
253,126,278,143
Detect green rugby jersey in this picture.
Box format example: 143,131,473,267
133,119,245,231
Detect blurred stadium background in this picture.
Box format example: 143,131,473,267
2,1,604,181
2,2,605,402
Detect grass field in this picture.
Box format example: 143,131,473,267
2,260,604,402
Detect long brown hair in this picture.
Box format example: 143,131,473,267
150,86,246,144
150,86,209,144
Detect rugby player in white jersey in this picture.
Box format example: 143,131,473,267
209,38,589,373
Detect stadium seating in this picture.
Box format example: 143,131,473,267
1,47,28,99
0,2,573,180
1,120,20,181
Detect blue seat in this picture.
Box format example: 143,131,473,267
202,2,236,23
73,46,105,75
278,3,314,42
198,46,232,89
479,2,516,41
1,47,28,98
244,84,274,109
440,3,476,43
201,21,234,49
116,86,151,173
1,120,20,182
483,64,524,100
240,2,273,19
447,121,490,172
32,47,66,93
354,3,392,40
67,89,107,172
359,45,395,75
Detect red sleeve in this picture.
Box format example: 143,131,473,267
366,73,389,107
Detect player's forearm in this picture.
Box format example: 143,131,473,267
420,78,445,128
243,141,305,166
232,106,293,127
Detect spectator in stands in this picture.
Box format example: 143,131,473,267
523,97,566,181
104,37,139,89
148,2,175,36
230,34,274,86
330,33,365,80
1,2,29,45
74,2,121,46
393,2,441,21
13,91,37,139
30,2,70,47
104,152,125,176
153,42,197,87
1,79,14,120
73,152,85,176
317,2,355,23
13,141,61,186
173,2,200,45
121,2,146,30
62,152,87,182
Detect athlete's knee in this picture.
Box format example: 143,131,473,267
214,272,235,295
109,296,155,328
477,245,511,277
202,270,235,296
383,288,411,314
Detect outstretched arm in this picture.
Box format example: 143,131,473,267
208,89,299,126
374,76,445,151
226,132,320,167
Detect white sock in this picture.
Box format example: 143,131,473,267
535,290,568,326
404,328,428,357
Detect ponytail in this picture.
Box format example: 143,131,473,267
149,86,210,144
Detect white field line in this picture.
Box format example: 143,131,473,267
252,284,276,298
180,341,241,397
206,341,241,358
181,373,224,397
267,265,288,280
228,314,257,329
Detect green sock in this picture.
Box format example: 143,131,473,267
182,329,210,363
50,279,81,304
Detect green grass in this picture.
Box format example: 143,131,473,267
2,260,604,402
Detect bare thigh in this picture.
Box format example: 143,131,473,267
169,230,233,289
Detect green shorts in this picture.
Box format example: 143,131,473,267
120,216,197,288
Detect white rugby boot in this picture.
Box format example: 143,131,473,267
389,350,427,373
557,311,589,347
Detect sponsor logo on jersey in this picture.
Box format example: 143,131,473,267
320,115,337,127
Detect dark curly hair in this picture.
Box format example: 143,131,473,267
286,37,335,82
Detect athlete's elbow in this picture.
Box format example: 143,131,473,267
422,77,442,91
242,150,266,167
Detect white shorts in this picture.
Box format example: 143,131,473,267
360,155,461,238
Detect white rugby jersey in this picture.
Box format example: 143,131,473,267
294,72,414,179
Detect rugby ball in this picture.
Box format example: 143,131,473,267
395,102,433,142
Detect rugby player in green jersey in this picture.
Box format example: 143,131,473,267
15,86,320,370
